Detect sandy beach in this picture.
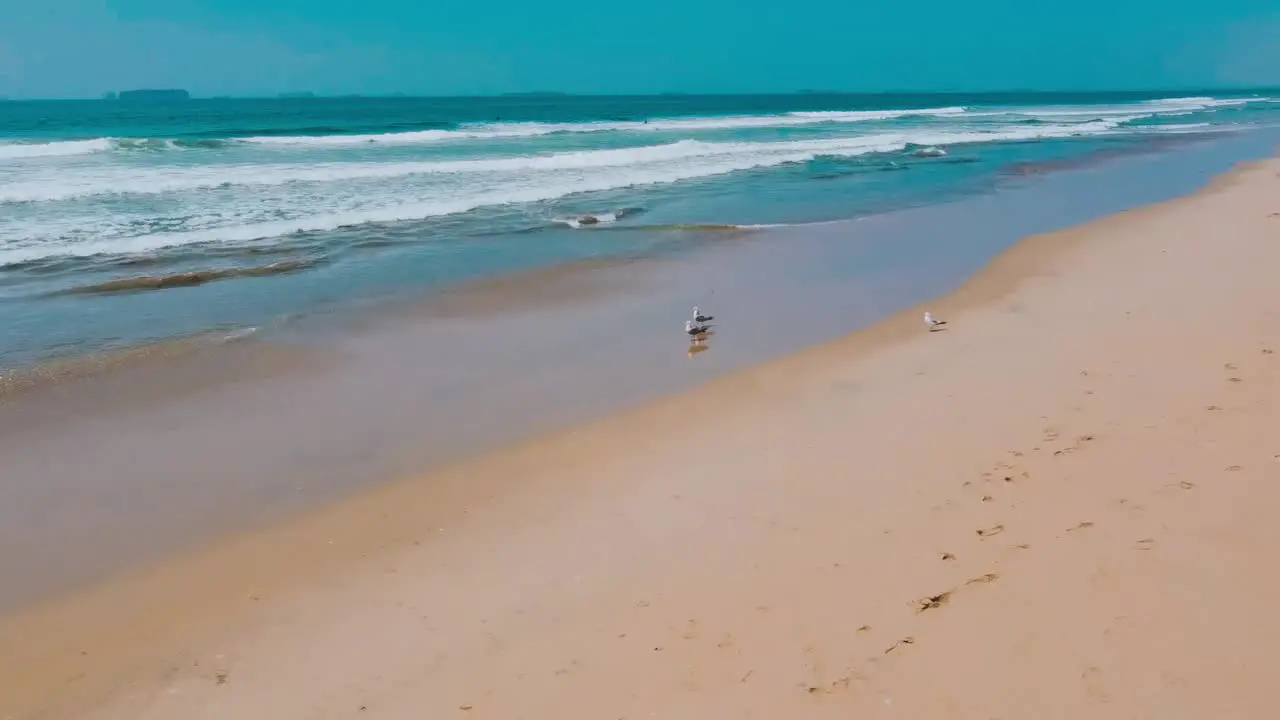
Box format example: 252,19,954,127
4,151,1280,718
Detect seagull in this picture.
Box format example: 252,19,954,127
924,311,946,331
685,320,712,338
692,305,714,323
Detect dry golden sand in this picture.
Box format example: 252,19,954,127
4,157,1280,719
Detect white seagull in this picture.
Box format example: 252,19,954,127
685,320,712,338
924,311,946,331
692,306,714,323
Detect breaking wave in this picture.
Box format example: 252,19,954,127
1,94,1271,269
238,106,971,146
0,120,1132,205
0,138,114,160
0,106,968,159
0,96,1266,161
0,118,1143,266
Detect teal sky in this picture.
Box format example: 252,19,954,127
1,0,1278,98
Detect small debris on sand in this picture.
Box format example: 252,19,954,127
916,592,951,612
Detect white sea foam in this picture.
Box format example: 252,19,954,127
1143,122,1221,134
2,155,894,264
1,140,788,202
991,96,1265,121
239,127,546,145
1,93,1266,266
226,106,971,146
0,106,964,159
789,107,967,120
0,138,113,160
1146,96,1252,109
0,118,1146,266
1,97,1263,162
1,119,1130,205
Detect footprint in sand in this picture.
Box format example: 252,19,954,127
884,637,915,654
1054,434,1096,456
1081,665,1111,702
915,573,1000,614
966,573,1000,585
807,676,854,695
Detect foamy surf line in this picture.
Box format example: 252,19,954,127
0,138,113,160
1,96,1267,161
238,106,971,146
0,118,1143,205
217,98,1273,146
0,120,1154,265
555,220,772,232
0,107,967,159
0,118,1206,265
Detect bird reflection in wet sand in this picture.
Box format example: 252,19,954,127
684,319,714,358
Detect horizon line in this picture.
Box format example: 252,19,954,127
2,85,1278,103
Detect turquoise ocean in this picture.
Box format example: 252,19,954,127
1,91,1277,366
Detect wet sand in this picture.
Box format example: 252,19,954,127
2,130,1276,614
3,142,1280,717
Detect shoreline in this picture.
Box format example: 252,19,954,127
0,127,1234,371
3,142,1279,717
0,128,1277,613
0,126,1237,377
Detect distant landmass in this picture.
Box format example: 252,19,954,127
502,91,570,98
115,89,191,103
278,91,316,99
